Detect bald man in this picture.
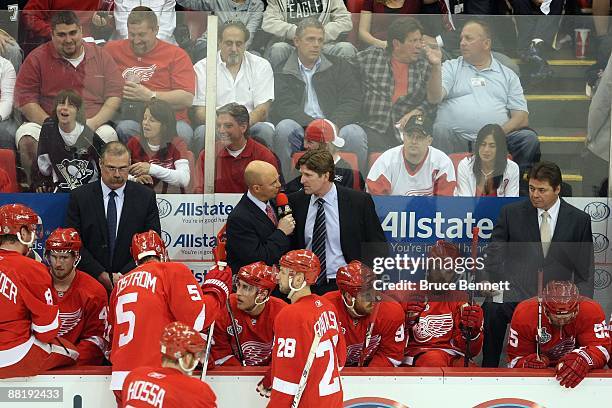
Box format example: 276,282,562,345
226,160,295,274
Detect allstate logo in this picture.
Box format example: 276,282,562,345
595,269,612,290
157,198,172,219
344,397,409,408
161,230,172,247
584,202,610,222
593,233,609,253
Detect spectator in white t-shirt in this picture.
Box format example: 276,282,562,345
455,124,519,197
192,21,274,153
0,55,17,150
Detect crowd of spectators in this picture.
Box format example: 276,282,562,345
0,3,608,195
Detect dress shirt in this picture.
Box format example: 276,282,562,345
101,180,126,237
298,57,324,119
304,183,346,279
536,197,560,240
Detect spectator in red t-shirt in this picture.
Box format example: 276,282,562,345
194,103,279,193
358,0,421,49
104,6,196,148
127,99,191,194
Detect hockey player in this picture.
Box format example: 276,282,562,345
107,230,231,401
213,261,286,367
402,240,484,367
121,321,217,407
507,280,610,388
45,227,108,365
324,260,405,367
264,249,346,407
0,204,79,378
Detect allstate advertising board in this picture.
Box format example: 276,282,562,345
1,193,611,312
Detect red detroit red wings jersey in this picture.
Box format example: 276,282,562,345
212,294,286,366
507,297,610,368
104,39,195,123
108,261,220,390
53,270,108,365
269,294,346,408
0,249,59,365
404,292,482,364
122,366,217,408
324,291,405,367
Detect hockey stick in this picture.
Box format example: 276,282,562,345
358,302,380,367
536,268,544,361
226,298,247,366
291,331,323,408
464,226,480,367
201,322,215,381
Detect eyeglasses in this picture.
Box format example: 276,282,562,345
103,164,130,174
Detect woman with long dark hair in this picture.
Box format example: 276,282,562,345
127,100,190,193
455,124,519,197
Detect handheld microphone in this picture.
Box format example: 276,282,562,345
275,193,292,219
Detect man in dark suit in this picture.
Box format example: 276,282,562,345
66,141,161,292
226,160,294,274
482,161,594,367
289,150,387,295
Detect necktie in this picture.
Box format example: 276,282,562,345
312,198,327,285
540,211,551,257
107,190,118,259
265,204,277,226
439,0,455,31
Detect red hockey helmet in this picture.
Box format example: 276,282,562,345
160,321,206,361
0,204,42,240
279,249,320,284
336,261,377,297
45,228,82,254
543,280,579,316
131,230,168,263
428,240,461,261
238,261,278,291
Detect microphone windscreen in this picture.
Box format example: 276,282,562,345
276,193,289,207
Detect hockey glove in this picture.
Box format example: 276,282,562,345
201,263,232,305
460,304,484,338
556,350,591,388
404,302,427,327
518,353,550,369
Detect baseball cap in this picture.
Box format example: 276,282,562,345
403,114,433,137
305,119,345,148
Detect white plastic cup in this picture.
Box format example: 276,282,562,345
574,28,591,59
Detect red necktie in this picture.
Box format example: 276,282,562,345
265,204,277,226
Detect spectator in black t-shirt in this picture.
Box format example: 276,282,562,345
35,89,105,193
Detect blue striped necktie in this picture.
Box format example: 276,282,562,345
312,198,327,285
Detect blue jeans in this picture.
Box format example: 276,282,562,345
0,119,17,150
274,119,368,180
